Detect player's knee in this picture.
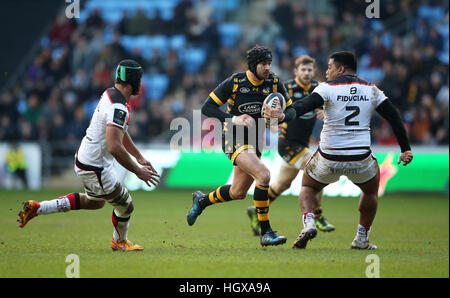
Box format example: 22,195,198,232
82,196,105,210
125,201,134,215
109,187,134,217
230,190,246,200
91,200,105,210
255,168,271,186
278,180,292,192
114,200,133,218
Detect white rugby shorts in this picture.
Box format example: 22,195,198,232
74,160,120,200
304,150,379,185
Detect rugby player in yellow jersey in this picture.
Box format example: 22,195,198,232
187,45,296,246
247,55,335,236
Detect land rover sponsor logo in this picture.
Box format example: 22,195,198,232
240,87,250,93
238,102,262,114
262,87,271,94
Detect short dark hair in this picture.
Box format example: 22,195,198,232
330,51,357,72
295,55,315,67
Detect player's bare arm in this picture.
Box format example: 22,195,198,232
315,108,324,121
106,125,160,187
122,131,158,173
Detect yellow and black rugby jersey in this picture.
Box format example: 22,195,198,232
208,71,292,120
280,79,319,146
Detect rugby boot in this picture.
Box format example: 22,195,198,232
315,215,335,232
111,239,144,251
17,200,40,228
187,191,205,226
260,230,287,246
246,206,261,236
351,237,377,250
292,225,318,249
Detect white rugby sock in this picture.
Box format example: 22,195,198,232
303,212,315,228
356,224,372,242
37,198,71,214
112,210,130,242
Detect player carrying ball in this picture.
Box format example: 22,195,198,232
187,45,296,246
246,55,335,236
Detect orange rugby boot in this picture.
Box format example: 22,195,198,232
111,238,144,252
17,200,40,228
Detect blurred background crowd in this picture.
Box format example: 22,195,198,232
0,0,448,168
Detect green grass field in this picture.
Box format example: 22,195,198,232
0,189,448,278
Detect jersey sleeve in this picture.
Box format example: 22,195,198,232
278,80,292,107
372,85,388,107
208,75,234,106
106,103,129,130
312,82,330,103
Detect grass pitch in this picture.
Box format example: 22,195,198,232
0,189,448,278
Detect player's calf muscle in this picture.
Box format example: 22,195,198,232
230,188,247,200
80,197,105,210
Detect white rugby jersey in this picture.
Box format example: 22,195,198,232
76,87,130,169
312,75,387,155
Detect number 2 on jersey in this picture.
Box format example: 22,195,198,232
345,106,360,126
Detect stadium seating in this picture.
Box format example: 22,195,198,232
218,22,241,48
179,47,207,73
142,74,170,101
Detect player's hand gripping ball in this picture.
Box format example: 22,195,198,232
262,92,286,126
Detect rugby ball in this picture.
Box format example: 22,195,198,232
262,92,286,127
262,92,286,115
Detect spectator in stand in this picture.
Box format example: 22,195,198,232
172,0,194,35
117,10,130,35
0,115,17,141
272,0,294,40
23,94,43,126
149,9,168,36
369,36,388,68
49,15,77,46
248,17,281,46
84,8,105,31
411,107,431,143
127,8,151,36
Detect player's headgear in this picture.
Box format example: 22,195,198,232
115,59,143,95
247,45,272,77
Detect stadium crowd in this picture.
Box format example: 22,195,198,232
0,0,448,154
